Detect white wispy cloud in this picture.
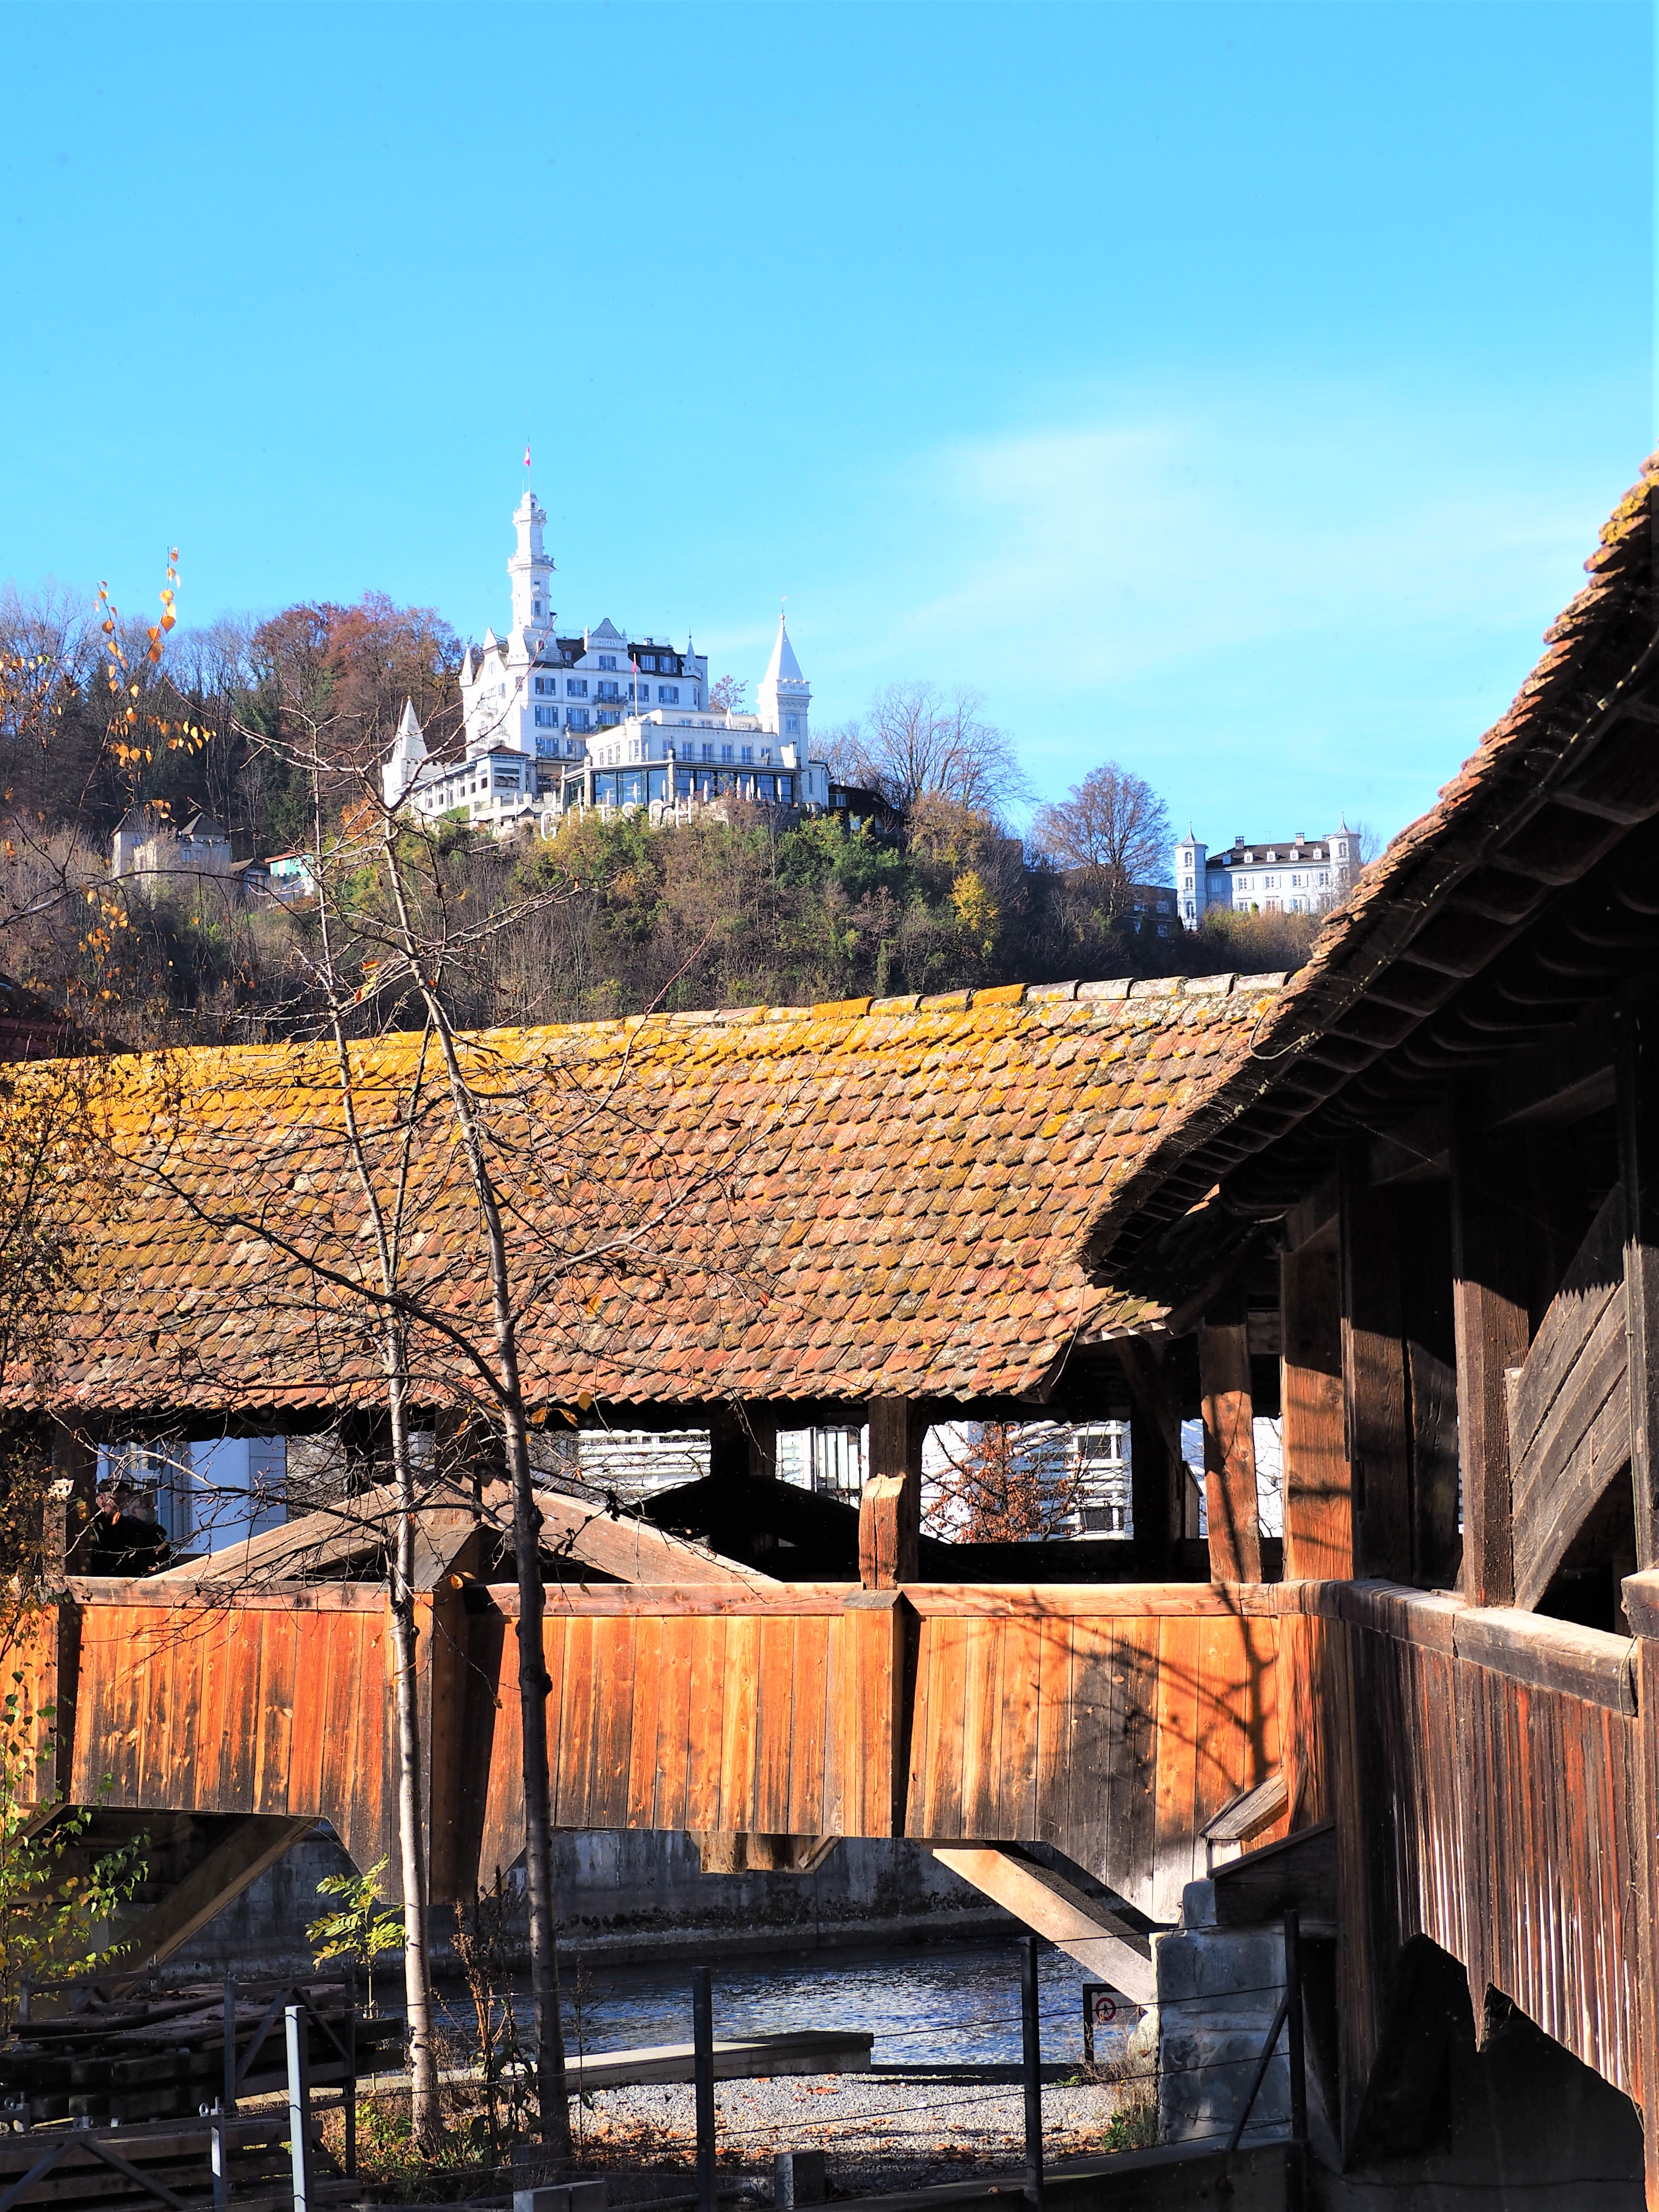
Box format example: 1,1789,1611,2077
806,378,1636,840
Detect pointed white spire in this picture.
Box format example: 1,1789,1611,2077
382,699,429,810
763,611,805,687
757,610,809,739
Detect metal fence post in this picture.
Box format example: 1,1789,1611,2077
693,1965,715,2212
285,2005,313,2212
1284,1908,1307,2205
342,1968,357,2181
222,1981,238,2117
209,2104,228,2212
1021,1935,1044,2212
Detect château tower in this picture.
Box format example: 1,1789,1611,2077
508,490,554,636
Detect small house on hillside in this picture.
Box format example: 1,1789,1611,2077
111,807,233,882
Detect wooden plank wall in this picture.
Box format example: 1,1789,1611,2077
475,1590,902,1887
61,1592,393,1879
1310,1583,1644,2143
903,1591,1280,1921
470,1586,1280,1920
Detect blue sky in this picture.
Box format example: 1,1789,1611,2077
1,1,1651,850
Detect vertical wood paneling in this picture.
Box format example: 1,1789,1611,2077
255,1609,298,1816
1329,1607,1644,2151
625,1615,663,1828
787,1614,829,1836
754,1617,795,1834
1033,1616,1073,1851
287,1610,329,1817
685,1617,727,1832
995,1618,1040,1839
652,1618,693,1829
718,1617,760,1831
590,1617,636,1827
1153,1618,1202,1922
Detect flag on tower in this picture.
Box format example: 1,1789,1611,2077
523,443,532,471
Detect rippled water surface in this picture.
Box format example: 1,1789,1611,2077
483,1940,1129,2071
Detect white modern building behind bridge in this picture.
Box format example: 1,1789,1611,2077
1174,826,1360,926
384,488,830,828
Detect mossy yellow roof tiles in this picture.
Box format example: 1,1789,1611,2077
3,972,1282,1418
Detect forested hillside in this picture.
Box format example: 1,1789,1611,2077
0,582,1321,1047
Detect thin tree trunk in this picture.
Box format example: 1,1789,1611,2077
382,833,571,2159
310,772,443,2147
385,1337,442,2146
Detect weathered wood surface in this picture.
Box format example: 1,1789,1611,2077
1407,1342,1462,1588
474,1591,905,1886
860,1399,923,1589
1281,1235,1352,1579
1197,1309,1262,1586
1341,1148,1412,1581
61,1596,393,1876
27,1581,1282,1927
1321,1583,1644,2149
1451,1095,1531,1606
905,1605,1280,1920
1507,1185,1631,1611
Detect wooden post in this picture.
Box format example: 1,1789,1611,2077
1117,1339,1180,1575
707,1405,747,1487
860,1397,921,1589
1618,994,1659,1568
709,1404,778,1484
746,1407,779,1483
1198,1291,1262,1585
1341,1144,1412,1581
1280,1229,1351,1581
1450,1087,1529,1606
1616,1573,1659,2212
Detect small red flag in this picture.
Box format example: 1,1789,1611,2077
523,443,532,470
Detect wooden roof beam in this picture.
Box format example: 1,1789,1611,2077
1492,801,1628,887
1395,902,1531,980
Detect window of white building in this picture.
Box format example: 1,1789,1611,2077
721,744,733,764
660,685,679,705
741,745,754,764
568,678,588,697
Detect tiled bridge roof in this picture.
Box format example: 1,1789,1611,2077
3,973,1283,1420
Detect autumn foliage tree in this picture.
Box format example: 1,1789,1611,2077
925,1422,1088,1541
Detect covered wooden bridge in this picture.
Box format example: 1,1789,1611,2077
5,965,1292,2001
7,453,1659,2200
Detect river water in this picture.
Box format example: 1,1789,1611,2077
497,1939,1127,2072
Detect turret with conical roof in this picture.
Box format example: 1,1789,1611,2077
756,612,810,746
381,699,430,810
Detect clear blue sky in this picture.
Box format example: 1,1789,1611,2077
1,1,1651,850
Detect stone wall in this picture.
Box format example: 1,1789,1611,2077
165,1829,1010,1981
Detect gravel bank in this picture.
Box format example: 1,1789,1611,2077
567,2067,1130,2196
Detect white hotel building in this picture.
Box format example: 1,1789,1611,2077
1173,826,1360,926
383,490,830,829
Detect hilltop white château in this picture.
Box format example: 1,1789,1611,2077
1174,825,1360,925
384,488,831,831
